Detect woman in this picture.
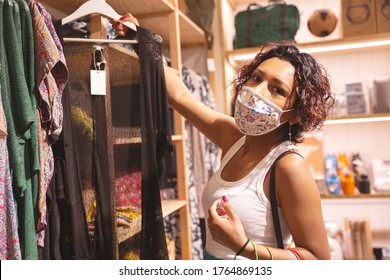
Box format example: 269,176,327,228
114,15,334,260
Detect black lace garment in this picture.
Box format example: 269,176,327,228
44,23,172,260
137,25,172,260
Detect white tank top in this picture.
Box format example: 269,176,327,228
202,136,298,259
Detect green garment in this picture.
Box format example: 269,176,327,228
16,0,39,208
1,0,39,259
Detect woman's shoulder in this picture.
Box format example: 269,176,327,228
217,117,243,156
276,149,319,198
276,150,307,177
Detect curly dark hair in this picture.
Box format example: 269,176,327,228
231,42,335,143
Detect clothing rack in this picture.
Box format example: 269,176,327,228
63,38,138,44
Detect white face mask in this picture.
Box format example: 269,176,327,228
234,86,294,136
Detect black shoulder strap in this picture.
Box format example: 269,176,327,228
270,149,302,249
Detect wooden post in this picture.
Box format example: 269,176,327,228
168,0,192,260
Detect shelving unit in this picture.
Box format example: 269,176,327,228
162,199,187,216
40,0,207,260
226,32,390,64
41,0,206,48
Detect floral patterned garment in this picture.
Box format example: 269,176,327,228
163,65,220,260
115,169,142,258
28,0,68,247
0,86,22,260
30,0,68,140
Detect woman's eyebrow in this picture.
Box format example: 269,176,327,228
256,68,292,93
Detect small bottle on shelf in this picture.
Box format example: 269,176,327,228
325,154,340,195
357,174,370,194
340,170,355,195
326,170,341,195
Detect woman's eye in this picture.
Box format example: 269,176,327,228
273,87,285,96
251,75,261,82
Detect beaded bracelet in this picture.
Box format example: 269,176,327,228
234,238,250,260
248,239,259,260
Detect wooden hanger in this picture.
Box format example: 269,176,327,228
62,0,136,32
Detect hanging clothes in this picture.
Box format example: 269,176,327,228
44,22,172,259
194,73,220,193
0,85,22,260
136,26,173,260
181,66,207,260
163,62,220,259
44,39,108,259
0,0,40,260
183,65,220,259
28,0,68,247
40,68,93,260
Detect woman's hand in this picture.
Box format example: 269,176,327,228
207,196,248,253
111,12,139,37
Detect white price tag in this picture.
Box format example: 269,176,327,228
90,69,107,95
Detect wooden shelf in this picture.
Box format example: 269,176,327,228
177,9,206,48
226,32,390,64
40,0,206,47
113,127,141,144
138,9,206,48
116,199,185,244
296,32,390,54
325,113,390,125
113,127,183,145
39,0,174,18
162,199,186,217
171,134,183,144
117,216,141,243
321,193,390,199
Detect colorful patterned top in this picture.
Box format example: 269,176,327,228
0,85,22,260
29,0,68,247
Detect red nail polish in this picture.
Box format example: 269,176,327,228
222,195,228,203
119,16,127,20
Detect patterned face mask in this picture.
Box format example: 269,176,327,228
234,86,294,136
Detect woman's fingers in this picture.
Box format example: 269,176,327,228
110,13,139,37
111,21,128,36
121,13,139,25
207,199,221,231
219,195,236,220
208,199,222,220
207,198,247,251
